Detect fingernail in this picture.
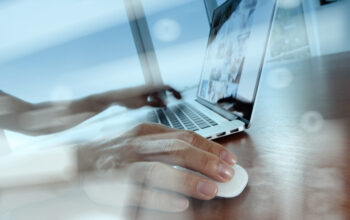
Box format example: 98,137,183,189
171,197,189,211
218,163,234,180
197,180,218,197
220,151,236,165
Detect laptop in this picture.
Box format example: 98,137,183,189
148,0,276,140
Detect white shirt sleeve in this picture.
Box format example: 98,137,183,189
0,146,78,189
0,129,11,156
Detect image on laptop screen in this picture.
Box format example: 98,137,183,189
198,0,275,120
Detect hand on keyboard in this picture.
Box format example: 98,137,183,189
89,85,182,110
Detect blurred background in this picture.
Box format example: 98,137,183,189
0,0,349,149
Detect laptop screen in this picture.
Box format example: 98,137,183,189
197,0,276,122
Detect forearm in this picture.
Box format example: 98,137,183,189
0,91,36,134
0,84,177,135
18,97,99,136
0,92,100,136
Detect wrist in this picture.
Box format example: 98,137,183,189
84,95,108,113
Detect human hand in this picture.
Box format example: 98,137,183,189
88,85,182,111
77,123,237,212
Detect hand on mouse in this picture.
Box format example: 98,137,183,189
77,123,237,212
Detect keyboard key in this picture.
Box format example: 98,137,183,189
171,107,198,130
164,109,184,129
180,104,213,128
151,103,217,131
157,110,171,127
184,104,218,126
147,112,158,123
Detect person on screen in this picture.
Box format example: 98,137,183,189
0,86,237,213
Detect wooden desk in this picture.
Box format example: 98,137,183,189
133,52,350,219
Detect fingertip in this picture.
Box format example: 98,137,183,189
171,197,189,212
182,198,190,211
172,90,182,99
176,93,182,99
220,150,237,165
197,180,218,199
165,86,182,99
232,155,238,165
218,163,234,182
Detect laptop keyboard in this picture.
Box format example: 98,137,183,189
148,103,218,131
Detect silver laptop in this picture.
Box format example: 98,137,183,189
148,0,276,140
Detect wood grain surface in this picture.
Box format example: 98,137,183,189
132,52,350,220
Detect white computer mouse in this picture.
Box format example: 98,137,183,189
174,164,248,198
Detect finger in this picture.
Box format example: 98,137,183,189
180,131,237,165
137,140,235,182
127,183,189,212
127,162,218,200
145,85,182,100
134,131,237,165
147,93,166,108
164,86,182,100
